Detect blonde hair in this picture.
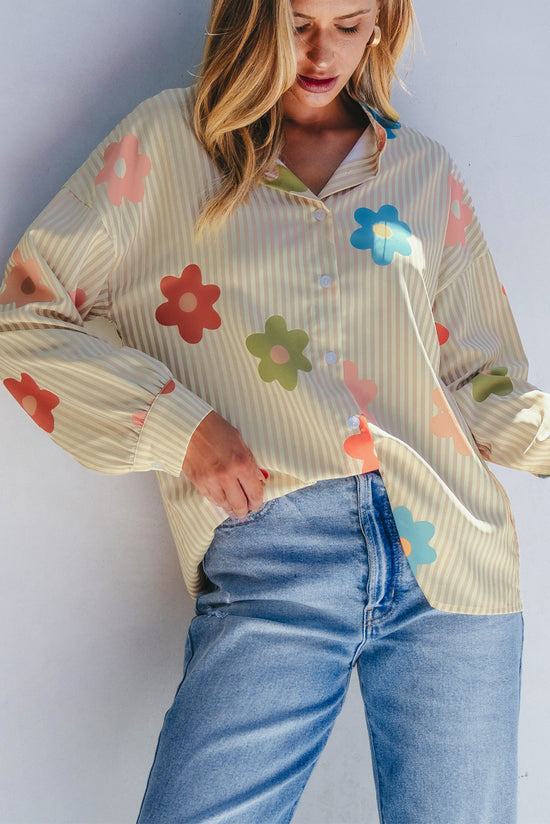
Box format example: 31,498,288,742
194,0,415,231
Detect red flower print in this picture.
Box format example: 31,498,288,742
155,264,221,343
445,174,473,248
3,373,59,433
343,361,377,422
94,133,151,206
0,249,55,308
435,323,449,345
160,379,175,394
343,414,380,472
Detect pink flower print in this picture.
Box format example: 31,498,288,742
94,133,151,206
429,387,472,456
68,288,86,311
343,414,380,472
0,249,54,308
155,264,221,343
131,411,147,429
445,174,473,248
435,323,449,345
343,361,377,422
3,372,59,433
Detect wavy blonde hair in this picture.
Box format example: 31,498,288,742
194,0,415,231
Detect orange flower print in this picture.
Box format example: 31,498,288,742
343,361,377,422
0,249,54,308
155,264,221,343
94,133,151,206
343,414,380,472
429,387,472,456
3,373,59,433
445,174,473,248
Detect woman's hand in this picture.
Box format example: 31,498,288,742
182,410,267,519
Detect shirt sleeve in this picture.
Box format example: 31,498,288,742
0,187,212,476
432,167,550,475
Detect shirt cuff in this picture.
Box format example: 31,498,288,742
133,379,213,475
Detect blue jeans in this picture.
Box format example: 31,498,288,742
137,472,523,823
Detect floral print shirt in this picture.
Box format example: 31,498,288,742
1,87,548,613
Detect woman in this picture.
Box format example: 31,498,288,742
0,0,546,821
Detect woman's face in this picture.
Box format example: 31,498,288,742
285,0,380,119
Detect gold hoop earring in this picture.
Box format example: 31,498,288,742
368,25,382,47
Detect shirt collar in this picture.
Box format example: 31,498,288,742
261,103,397,198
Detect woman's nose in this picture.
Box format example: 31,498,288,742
305,31,334,68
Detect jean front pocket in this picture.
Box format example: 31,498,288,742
217,497,277,530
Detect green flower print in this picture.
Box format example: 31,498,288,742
246,315,312,391
262,164,308,193
471,367,514,402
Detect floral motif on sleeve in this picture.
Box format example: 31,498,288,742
0,250,55,308
343,414,380,472
3,373,60,433
246,315,312,391
155,264,221,343
350,205,412,265
429,387,472,456
343,361,377,422
94,133,151,206
471,367,514,402
392,506,437,577
445,174,473,248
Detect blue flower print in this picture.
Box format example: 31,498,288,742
351,205,413,266
392,506,437,577
364,106,401,139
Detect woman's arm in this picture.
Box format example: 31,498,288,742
433,174,550,474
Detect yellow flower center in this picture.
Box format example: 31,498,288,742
270,345,290,365
400,537,412,557
179,292,198,313
22,395,38,416
373,223,393,239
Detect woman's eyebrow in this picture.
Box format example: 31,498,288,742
293,10,370,21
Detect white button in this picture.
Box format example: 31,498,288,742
314,209,327,221
319,275,332,288
325,351,338,365
347,415,360,429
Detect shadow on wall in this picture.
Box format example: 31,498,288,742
1,0,209,261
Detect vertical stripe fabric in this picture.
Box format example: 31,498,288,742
1,86,549,613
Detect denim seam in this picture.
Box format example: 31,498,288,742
356,475,399,629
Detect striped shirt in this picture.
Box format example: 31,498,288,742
1,86,548,613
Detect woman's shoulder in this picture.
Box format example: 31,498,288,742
64,86,201,206
384,118,452,170
110,86,197,141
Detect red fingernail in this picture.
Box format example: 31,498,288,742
260,468,269,479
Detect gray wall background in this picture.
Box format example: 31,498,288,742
1,2,549,821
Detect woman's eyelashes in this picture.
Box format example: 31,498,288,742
294,24,361,35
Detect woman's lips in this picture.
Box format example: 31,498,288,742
297,75,338,93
